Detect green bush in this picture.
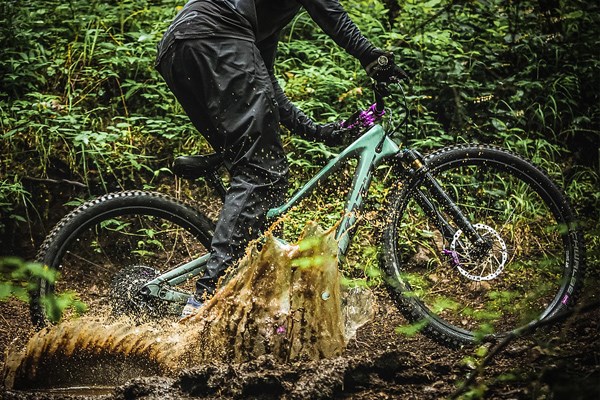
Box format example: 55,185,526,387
0,257,86,322
0,0,598,272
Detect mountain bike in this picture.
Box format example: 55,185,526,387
30,84,585,347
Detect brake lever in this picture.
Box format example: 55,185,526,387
339,83,392,132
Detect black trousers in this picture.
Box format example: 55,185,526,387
157,37,289,290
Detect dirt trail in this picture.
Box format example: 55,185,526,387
2,288,600,399
1,218,599,399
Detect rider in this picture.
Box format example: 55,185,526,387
155,0,408,316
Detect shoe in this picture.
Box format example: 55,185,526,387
180,295,203,319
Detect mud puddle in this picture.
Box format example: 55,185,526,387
2,222,376,396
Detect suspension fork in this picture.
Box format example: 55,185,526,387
398,149,486,248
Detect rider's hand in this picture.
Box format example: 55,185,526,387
316,122,352,146
363,49,409,84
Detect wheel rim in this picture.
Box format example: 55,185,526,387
390,153,575,341
39,204,212,322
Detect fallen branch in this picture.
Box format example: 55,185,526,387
21,176,87,188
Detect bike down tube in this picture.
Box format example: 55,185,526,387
267,124,399,257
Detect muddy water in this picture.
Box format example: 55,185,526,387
3,222,374,391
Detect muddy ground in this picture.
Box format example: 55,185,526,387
1,186,599,399
1,287,599,400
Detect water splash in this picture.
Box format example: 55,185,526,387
3,222,374,390
3,318,168,389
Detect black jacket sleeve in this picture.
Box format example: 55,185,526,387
270,72,319,138
257,0,381,138
258,33,319,138
298,0,378,65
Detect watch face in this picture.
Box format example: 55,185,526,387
377,55,389,66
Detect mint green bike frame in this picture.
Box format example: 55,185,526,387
143,124,399,303
267,124,399,254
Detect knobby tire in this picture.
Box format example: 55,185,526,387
383,144,584,347
30,190,214,327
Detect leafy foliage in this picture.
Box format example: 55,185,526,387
0,0,598,313
0,257,86,322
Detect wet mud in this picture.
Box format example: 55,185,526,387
3,293,600,399
2,222,381,397
2,220,599,399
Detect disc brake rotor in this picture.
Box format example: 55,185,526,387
449,223,508,281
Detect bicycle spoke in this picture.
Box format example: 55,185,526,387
384,146,582,345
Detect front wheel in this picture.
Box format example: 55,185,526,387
383,145,584,347
31,190,214,327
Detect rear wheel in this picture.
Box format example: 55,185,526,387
383,145,584,346
31,191,214,327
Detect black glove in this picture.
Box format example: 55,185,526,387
315,122,352,146
363,49,409,84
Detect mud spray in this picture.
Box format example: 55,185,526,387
3,222,374,391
